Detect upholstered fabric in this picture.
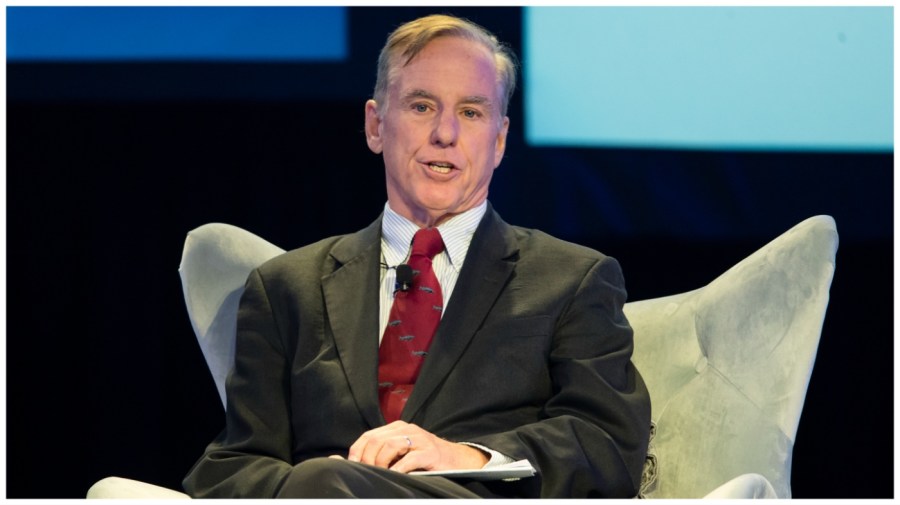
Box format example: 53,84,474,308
627,215,837,498
178,223,285,407
86,477,190,499
86,216,836,499
703,473,779,499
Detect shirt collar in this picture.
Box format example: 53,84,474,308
381,201,487,271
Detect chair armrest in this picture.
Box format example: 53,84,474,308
87,477,190,499
703,473,778,499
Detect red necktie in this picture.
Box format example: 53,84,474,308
378,228,445,424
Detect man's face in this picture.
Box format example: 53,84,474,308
365,36,510,227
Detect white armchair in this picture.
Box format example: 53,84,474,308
628,215,837,498
87,216,837,499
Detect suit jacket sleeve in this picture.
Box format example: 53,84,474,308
467,255,650,498
182,268,296,498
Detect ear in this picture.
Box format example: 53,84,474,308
365,99,384,154
493,116,510,168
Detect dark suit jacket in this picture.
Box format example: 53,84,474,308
183,205,651,498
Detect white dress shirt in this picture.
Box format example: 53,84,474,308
378,201,486,342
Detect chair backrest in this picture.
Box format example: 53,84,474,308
626,215,838,498
179,223,285,407
178,216,837,498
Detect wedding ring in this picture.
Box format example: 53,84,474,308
404,436,413,449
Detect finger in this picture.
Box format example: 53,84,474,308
388,436,437,474
373,435,414,468
347,422,409,463
358,433,389,466
346,433,368,462
328,454,345,460
347,428,381,462
388,453,420,474
388,452,424,474
390,438,488,474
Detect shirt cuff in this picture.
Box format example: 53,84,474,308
459,442,517,468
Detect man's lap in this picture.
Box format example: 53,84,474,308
275,457,484,498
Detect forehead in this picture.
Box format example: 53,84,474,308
390,37,501,103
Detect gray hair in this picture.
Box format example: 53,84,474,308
372,14,518,117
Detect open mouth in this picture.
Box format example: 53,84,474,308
427,162,455,174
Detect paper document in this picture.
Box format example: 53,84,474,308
410,459,536,481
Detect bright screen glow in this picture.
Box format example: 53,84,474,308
7,7,347,62
524,7,892,151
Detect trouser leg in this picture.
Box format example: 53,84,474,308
275,457,483,498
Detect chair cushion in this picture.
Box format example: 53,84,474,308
87,477,191,499
179,223,285,407
627,215,837,498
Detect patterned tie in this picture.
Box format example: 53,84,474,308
378,227,445,424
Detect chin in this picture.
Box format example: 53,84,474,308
417,196,461,215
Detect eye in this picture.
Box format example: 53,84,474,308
462,108,481,119
413,103,430,113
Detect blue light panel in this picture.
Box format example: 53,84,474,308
525,7,892,152
7,6,347,62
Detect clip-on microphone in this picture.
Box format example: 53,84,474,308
395,264,414,292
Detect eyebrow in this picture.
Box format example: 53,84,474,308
401,89,495,110
401,89,437,104
461,95,495,110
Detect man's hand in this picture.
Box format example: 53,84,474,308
346,421,489,473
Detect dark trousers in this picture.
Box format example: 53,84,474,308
275,457,495,498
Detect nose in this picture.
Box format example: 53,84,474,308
431,108,459,147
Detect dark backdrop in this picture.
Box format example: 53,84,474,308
7,7,893,498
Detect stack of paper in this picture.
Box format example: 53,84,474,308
410,459,536,481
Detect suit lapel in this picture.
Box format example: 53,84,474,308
322,218,384,429
402,206,519,422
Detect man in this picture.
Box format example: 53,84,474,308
184,14,650,498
